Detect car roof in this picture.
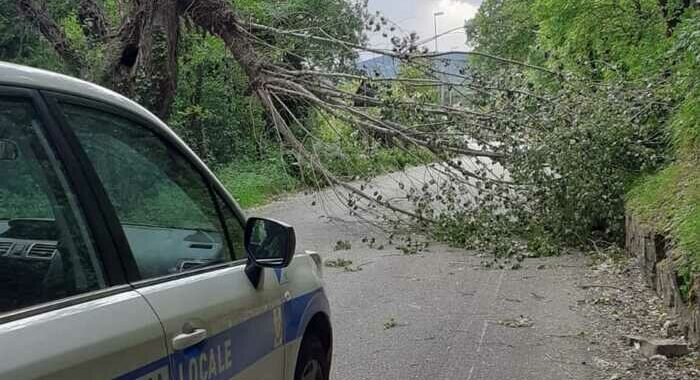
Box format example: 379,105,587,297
0,61,164,129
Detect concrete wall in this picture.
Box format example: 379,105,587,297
626,213,700,344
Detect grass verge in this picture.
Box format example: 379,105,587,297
627,159,700,291
627,85,700,295
216,156,299,208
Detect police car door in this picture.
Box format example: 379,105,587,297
0,89,167,380
51,98,286,380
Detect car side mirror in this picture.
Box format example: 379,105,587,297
244,217,296,268
0,139,18,161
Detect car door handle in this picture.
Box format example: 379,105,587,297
172,328,208,351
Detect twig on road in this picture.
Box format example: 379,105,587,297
579,284,625,291
545,333,585,339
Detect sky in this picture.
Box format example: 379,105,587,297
364,0,482,56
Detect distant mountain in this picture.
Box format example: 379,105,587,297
358,55,400,78
357,52,469,83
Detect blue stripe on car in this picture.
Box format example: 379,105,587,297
114,288,323,380
282,290,318,344
169,307,275,380
113,357,170,380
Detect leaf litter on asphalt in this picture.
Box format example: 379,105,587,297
497,315,533,328
384,318,399,330
324,258,352,268
333,240,352,251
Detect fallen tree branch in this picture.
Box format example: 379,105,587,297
257,87,434,223
250,22,563,76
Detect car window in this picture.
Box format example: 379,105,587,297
214,192,246,261
0,98,106,314
59,103,244,279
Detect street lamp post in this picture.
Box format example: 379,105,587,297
433,11,445,104
433,11,444,53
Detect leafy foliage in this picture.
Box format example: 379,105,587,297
0,0,395,207
534,0,671,79
0,0,65,72
442,0,698,258
233,0,366,71
216,156,300,208
5,0,698,277
626,10,700,282
510,80,668,245
465,0,538,63
169,31,266,167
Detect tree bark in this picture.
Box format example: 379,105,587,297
133,0,180,118
17,0,180,119
77,0,108,43
99,0,144,95
16,0,86,73
100,0,180,119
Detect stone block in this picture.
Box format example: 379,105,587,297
624,335,690,358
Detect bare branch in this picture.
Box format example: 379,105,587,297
266,82,505,159
415,51,561,77
257,88,433,222
250,22,561,76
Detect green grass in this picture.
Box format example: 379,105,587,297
627,159,700,269
321,145,432,180
215,145,430,208
670,88,700,156
216,157,300,208
627,81,700,273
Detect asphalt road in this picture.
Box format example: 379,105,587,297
256,166,594,380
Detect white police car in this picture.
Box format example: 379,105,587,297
0,62,331,380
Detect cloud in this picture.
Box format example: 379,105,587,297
454,0,483,6
365,0,481,53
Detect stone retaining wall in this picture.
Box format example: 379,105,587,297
625,213,700,345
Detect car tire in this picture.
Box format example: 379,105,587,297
294,334,329,380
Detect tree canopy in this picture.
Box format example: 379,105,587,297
4,0,699,266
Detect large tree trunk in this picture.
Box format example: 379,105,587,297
19,0,259,120
19,0,286,118
16,0,504,223
77,0,108,44
18,0,180,119
101,0,180,119
133,0,180,118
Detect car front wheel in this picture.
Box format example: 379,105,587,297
294,334,329,380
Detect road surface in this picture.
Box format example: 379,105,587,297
256,166,594,380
